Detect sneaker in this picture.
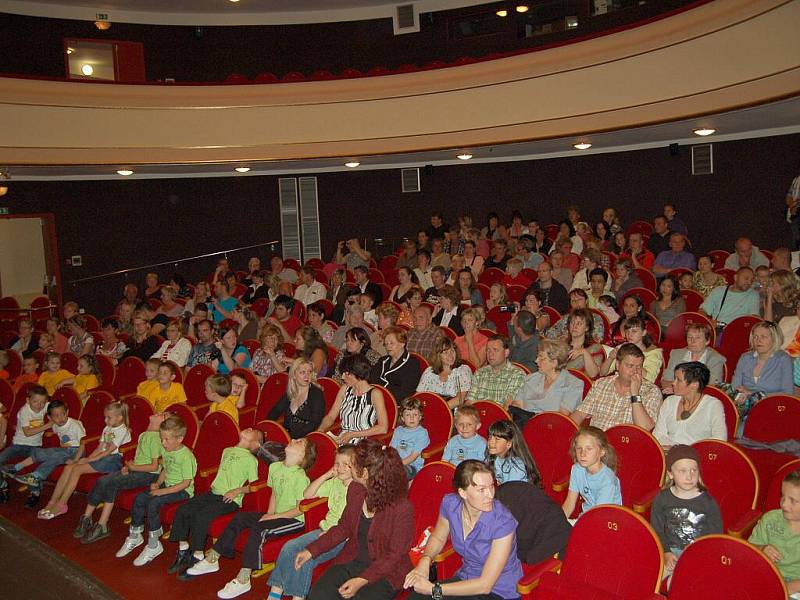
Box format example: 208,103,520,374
73,515,93,539
81,523,110,544
24,493,41,509
217,579,251,599
168,549,191,575
15,473,40,486
115,534,144,558
186,558,220,576
176,556,201,581
133,542,164,567
0,465,17,478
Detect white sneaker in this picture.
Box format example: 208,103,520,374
217,579,251,599
186,558,220,576
133,541,163,566
115,535,143,558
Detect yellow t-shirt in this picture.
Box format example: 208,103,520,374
38,369,74,396
208,395,239,425
144,382,188,413
136,379,159,399
74,374,100,401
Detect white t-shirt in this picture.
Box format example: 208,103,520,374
53,418,86,448
652,394,727,447
99,424,132,454
12,403,49,446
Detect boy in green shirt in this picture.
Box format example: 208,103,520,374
117,416,197,566
167,426,263,579
76,411,167,544
749,468,800,595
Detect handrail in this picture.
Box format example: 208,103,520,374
69,240,280,285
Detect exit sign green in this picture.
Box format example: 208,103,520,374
0,207,8,215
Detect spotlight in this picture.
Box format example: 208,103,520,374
693,128,716,136
457,153,473,161
116,169,133,176
345,161,360,168
94,20,111,30
81,64,94,76
573,143,592,150
496,9,508,17
516,5,529,13
234,167,250,173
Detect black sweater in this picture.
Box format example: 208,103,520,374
650,488,723,552
267,386,326,439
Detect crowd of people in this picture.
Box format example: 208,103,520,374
0,204,799,599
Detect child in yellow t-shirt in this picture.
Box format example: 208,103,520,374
58,354,102,405
143,362,187,413
205,375,239,425
136,359,161,399
38,352,74,396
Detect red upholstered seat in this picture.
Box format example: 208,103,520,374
661,312,715,352
114,356,146,397
701,386,739,441
606,425,664,516
472,401,511,439
255,372,289,423
413,392,452,461
60,351,79,374
523,412,578,504
51,386,82,419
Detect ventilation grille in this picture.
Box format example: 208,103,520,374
401,168,421,192
394,4,420,34
299,176,321,261
692,144,713,175
278,177,301,261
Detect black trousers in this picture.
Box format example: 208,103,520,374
169,492,238,552
308,561,395,600
407,578,511,600
212,512,304,570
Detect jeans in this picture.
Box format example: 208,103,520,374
308,561,395,600
28,447,79,481
267,529,347,598
0,444,37,466
87,470,159,505
169,492,238,551
131,486,189,532
212,513,304,570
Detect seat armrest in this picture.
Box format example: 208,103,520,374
250,481,270,492
200,466,219,479
551,476,569,493
422,442,447,460
633,487,661,514
729,509,762,539
517,557,562,595
300,497,329,512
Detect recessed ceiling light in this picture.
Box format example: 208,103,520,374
81,64,94,76
457,153,473,161
94,20,111,30
116,169,133,176
66,47,75,55
693,128,716,136
573,143,592,150
516,4,529,12
229,0,240,2
344,161,360,168
496,9,508,17
234,167,250,173
0,186,7,197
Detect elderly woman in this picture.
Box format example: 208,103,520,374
10,318,39,359
432,285,465,336
651,276,686,331
455,268,483,307
157,286,183,319
416,336,473,409
564,308,603,378
216,326,251,375
151,319,192,367
454,308,489,368
661,322,725,393
332,327,381,384
307,302,335,345
302,441,413,600
319,354,389,445
404,460,523,600
653,361,727,448
370,302,399,355
510,339,585,428
267,357,326,439
693,255,727,298
600,316,664,382
66,315,95,356
369,326,421,402
764,269,798,323
250,324,286,382
96,318,127,364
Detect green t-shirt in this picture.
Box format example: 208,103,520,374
317,477,349,532
133,431,162,473
160,445,198,498
749,509,800,581
211,446,259,506
268,461,309,523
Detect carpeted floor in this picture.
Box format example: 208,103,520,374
0,488,267,600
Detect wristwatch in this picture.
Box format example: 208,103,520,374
432,582,443,600
630,395,642,404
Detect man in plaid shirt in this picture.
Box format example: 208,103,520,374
406,306,444,358
466,336,527,408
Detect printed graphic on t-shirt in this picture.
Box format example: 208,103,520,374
666,508,709,547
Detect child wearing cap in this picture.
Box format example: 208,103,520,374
650,444,723,580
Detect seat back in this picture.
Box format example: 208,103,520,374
621,286,657,308
5,349,22,379
183,363,215,407
371,384,397,430
306,431,337,481
114,356,146,397
409,351,429,371
0,379,13,414
316,377,341,413
478,268,505,286
632,269,657,293
196,411,239,472
541,305,561,324
523,412,578,499
80,390,116,438
702,386,739,441
122,395,154,440
742,394,800,442
255,419,290,445
60,351,79,374
566,368,593,398
763,458,800,512
472,401,511,439
412,392,453,454
680,289,704,313
485,306,513,336
693,440,759,530
51,387,82,418
94,353,116,389
718,314,761,359
662,312,715,352
606,425,665,509
255,372,289,423
668,535,786,599
706,250,730,270
409,461,455,539
164,403,200,449
557,505,663,596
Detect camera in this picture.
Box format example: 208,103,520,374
499,304,517,313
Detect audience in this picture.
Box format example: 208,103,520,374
331,327,381,384
406,306,444,358
647,216,672,257
268,358,326,438
533,260,570,314
600,316,663,383
416,336,473,409
508,310,539,373
692,254,727,298
294,267,327,307
700,267,760,332
466,335,526,408
152,320,192,367
454,308,489,367
652,233,696,276
725,237,770,270
563,308,603,378
661,322,726,392
369,327,421,402
651,275,687,330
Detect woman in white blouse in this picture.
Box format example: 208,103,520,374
653,361,727,449
416,336,472,409
151,319,193,367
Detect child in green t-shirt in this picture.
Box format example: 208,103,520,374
76,411,167,544
268,444,357,600
166,426,264,579
187,436,317,599
116,416,197,567
749,468,800,596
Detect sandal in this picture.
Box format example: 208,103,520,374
37,508,54,520
50,503,69,518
